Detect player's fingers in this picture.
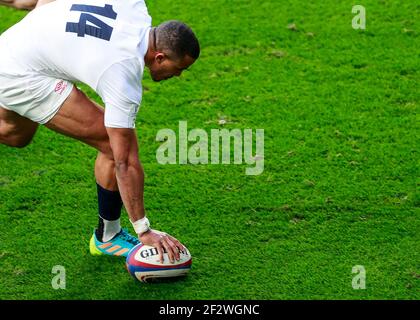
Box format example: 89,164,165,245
165,237,180,261
161,238,176,263
155,243,165,264
174,241,185,254
168,236,186,253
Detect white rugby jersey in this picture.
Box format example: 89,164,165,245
0,0,152,128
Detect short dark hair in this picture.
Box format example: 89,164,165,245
156,21,200,60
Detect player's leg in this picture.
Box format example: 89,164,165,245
44,86,115,176
0,0,53,10
0,106,39,148
0,66,135,255
45,86,138,257
0,0,37,10
35,0,54,8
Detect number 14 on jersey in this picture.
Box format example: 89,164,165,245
66,4,118,41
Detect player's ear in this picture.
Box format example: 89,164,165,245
155,52,166,64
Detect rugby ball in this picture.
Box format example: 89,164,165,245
126,244,192,283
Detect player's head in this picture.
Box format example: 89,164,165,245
146,21,200,82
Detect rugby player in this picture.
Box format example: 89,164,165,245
0,0,200,263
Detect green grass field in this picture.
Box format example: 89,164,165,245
0,0,419,300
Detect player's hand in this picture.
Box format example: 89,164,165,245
138,229,185,264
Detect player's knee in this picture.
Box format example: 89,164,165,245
0,120,37,148
101,144,114,160
15,133,35,147
2,135,33,148
95,136,113,159
13,140,31,148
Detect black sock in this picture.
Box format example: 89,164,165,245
95,183,123,242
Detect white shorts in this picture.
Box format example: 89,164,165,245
0,71,73,124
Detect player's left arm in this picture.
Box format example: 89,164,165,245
97,61,185,263
106,127,184,263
